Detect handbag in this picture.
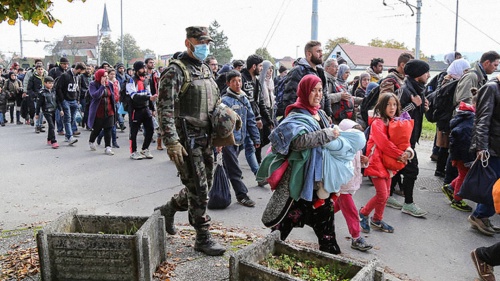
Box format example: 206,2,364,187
207,153,232,210
458,151,496,205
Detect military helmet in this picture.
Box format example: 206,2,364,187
211,103,241,147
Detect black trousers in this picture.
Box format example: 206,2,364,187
90,116,114,147
43,112,56,143
129,107,154,153
477,242,500,266
391,150,419,204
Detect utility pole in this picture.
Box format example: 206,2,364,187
311,0,318,40
454,0,459,52
97,24,101,66
19,19,23,58
121,0,124,64
384,0,422,59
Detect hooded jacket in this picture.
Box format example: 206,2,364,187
449,102,475,163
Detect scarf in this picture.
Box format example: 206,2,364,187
285,74,322,117
366,66,381,81
447,58,470,80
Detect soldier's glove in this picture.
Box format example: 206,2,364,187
166,142,188,166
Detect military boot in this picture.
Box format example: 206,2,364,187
154,202,178,235
194,227,226,256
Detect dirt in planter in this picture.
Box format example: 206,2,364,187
260,253,353,281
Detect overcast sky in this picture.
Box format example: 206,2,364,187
1,0,499,62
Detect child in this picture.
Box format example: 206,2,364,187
359,93,414,233
335,119,373,251
441,100,476,212
221,70,260,207
35,76,62,149
0,87,6,126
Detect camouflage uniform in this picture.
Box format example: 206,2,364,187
157,51,220,229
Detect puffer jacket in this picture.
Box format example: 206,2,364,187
471,78,500,157
221,88,260,146
364,117,405,179
449,104,475,163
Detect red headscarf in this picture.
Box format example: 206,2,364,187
284,74,322,116
94,69,106,83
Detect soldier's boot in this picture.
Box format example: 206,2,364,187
194,227,226,256
154,202,178,235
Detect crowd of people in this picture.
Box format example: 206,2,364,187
1,26,499,280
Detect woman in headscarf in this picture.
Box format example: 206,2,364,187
258,74,342,254
434,58,470,178
3,71,24,124
335,64,351,92
256,60,275,165
331,64,355,124
87,69,116,156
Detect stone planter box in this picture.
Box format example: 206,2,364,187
230,231,383,281
36,208,166,281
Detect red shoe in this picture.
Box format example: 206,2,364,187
52,142,59,149
47,140,51,146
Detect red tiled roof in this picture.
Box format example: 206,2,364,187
338,44,413,68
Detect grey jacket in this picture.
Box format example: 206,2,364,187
454,62,487,106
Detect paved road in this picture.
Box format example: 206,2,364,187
0,122,498,280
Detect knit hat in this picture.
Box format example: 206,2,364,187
404,60,430,78
218,64,233,75
279,65,288,74
59,57,69,63
133,61,145,72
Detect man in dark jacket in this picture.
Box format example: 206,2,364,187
468,75,500,236
56,62,85,145
49,57,69,135
394,59,430,218
276,40,331,119
78,65,92,129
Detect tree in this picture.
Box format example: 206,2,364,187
116,34,142,63
100,37,118,66
208,20,233,64
0,0,85,27
323,37,355,61
141,48,156,59
368,38,407,49
255,48,275,65
44,42,61,56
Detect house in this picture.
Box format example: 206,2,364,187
275,56,295,70
327,44,414,71
52,36,98,61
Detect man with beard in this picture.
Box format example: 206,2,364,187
366,58,384,83
126,60,157,160
78,65,93,130
276,40,331,120
205,56,219,79
393,59,430,218
49,57,70,135
57,62,86,145
115,63,129,87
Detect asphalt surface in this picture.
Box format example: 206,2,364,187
0,121,499,281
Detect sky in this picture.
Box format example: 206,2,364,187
1,0,499,62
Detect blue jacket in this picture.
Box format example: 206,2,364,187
221,89,260,146
449,109,475,163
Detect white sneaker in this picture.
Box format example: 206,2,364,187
130,151,145,160
66,136,78,145
89,142,96,151
105,146,114,156
140,149,154,159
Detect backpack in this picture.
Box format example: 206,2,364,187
331,98,354,123
274,65,305,118
359,77,400,126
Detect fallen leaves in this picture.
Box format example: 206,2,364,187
0,245,39,280
153,260,177,280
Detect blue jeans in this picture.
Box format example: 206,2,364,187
0,112,4,124
55,109,64,133
34,101,44,127
244,135,259,175
473,155,500,218
62,100,78,138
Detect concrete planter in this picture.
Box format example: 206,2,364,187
36,208,166,281
230,231,383,281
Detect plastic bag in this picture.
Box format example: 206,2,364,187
207,153,232,209
75,107,82,123
458,151,496,206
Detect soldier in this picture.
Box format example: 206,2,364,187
154,26,225,256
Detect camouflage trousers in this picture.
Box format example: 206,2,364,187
169,143,214,228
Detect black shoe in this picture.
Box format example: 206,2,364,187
112,142,120,148
194,230,226,256
0,123,5,127
238,197,255,207
40,127,46,132
434,170,445,178
154,202,178,235
35,126,40,133
96,137,102,146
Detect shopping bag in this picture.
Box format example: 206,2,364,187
458,152,496,206
75,108,82,123
118,102,127,115
207,153,232,209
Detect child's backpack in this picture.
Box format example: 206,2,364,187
331,98,354,123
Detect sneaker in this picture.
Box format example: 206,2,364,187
51,142,59,149
468,215,495,236
402,203,428,217
130,151,145,160
450,200,473,212
112,142,120,148
370,218,394,233
140,149,154,159
16,121,23,125
105,147,114,156
359,209,370,233
73,131,81,136
35,126,40,133
238,197,256,207
65,137,78,145
483,218,500,234
386,196,403,210
434,170,445,178
89,142,97,151
57,131,65,135
471,249,496,281
441,184,454,203
40,127,45,132
47,140,52,146
351,237,373,252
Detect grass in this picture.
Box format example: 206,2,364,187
421,115,436,140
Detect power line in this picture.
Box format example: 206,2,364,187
261,0,291,50
264,0,291,49
434,0,500,47
261,0,287,49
